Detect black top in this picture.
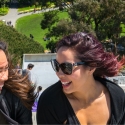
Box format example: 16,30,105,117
37,77,125,125
0,111,8,124
0,87,32,124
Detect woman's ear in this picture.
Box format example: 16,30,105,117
89,67,96,75
87,62,97,74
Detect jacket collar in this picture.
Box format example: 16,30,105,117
95,77,125,124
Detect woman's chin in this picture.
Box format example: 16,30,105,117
0,85,4,91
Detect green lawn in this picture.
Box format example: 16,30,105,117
120,23,125,36
15,11,69,49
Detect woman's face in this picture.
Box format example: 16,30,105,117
56,46,92,94
0,50,8,91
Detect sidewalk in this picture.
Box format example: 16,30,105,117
32,112,37,125
0,3,58,27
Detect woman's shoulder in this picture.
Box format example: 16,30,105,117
38,81,63,105
3,88,21,112
37,81,67,123
3,87,28,110
96,77,125,120
3,88,32,124
96,77,124,92
96,77,125,101
3,87,19,101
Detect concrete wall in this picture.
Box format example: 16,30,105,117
22,53,59,91
22,53,56,67
108,76,125,91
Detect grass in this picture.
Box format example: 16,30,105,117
18,6,41,12
120,23,125,36
15,11,69,49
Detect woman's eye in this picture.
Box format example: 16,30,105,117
5,67,9,70
4,67,9,71
0,66,9,72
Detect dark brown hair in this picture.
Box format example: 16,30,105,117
56,32,125,77
0,41,36,110
27,63,34,69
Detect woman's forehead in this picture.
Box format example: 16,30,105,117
0,50,8,66
56,47,77,61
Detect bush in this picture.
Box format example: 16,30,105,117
0,24,44,66
0,7,9,15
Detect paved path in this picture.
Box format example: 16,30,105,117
0,3,58,27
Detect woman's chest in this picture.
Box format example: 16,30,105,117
69,95,111,125
75,104,110,125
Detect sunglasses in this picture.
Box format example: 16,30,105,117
51,59,86,75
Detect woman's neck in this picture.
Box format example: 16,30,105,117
66,78,106,105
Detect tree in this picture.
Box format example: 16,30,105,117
0,0,9,7
48,0,125,54
40,10,59,30
46,40,56,53
48,19,95,38
17,0,36,7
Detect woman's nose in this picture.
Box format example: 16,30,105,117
56,68,65,76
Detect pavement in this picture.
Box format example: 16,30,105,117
0,3,59,27
23,61,59,92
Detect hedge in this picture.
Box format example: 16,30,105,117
0,23,44,66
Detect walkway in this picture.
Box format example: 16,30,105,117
0,3,58,27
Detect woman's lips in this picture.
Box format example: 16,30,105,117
61,81,72,87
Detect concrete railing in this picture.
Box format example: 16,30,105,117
22,53,56,68
108,76,125,85
108,76,125,91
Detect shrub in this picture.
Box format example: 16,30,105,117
0,7,9,15
0,24,44,66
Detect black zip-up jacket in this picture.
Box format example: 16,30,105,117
37,77,125,125
0,87,32,124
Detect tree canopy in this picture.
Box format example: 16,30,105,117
43,0,125,54
0,0,9,7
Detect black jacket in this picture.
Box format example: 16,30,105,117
37,77,125,125
0,87,32,124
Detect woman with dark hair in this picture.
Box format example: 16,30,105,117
0,41,36,124
37,32,125,125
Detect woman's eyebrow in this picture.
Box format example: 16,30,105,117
0,64,9,69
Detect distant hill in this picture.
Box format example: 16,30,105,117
0,23,44,66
